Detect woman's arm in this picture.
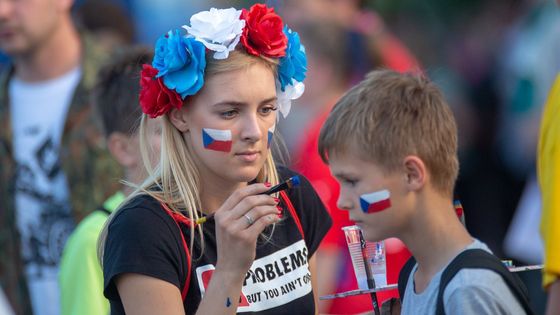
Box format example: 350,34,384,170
194,268,247,313
117,274,185,315
195,183,279,314
117,271,251,315
115,184,279,315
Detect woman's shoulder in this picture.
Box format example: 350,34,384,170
111,193,174,229
121,193,161,209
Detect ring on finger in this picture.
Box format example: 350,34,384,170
243,213,254,226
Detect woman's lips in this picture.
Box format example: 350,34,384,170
235,151,260,162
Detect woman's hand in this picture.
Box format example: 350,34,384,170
213,183,280,274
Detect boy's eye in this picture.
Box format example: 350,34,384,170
344,179,358,187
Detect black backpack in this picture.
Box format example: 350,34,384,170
397,248,536,315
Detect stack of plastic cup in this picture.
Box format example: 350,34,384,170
342,225,387,290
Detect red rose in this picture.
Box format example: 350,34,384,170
240,4,287,58
139,64,183,118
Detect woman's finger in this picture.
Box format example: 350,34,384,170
224,204,278,232
218,183,272,213
227,194,278,220
244,213,279,236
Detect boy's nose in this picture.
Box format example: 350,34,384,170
337,194,353,211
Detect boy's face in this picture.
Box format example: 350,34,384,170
329,152,410,242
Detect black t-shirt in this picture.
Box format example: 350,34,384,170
103,167,332,314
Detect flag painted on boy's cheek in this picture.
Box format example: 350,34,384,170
202,128,232,152
360,189,391,213
267,125,275,148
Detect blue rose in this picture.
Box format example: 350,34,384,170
277,26,307,92
152,29,206,99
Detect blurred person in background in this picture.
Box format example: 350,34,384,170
497,0,560,183
0,0,121,313
538,73,560,315
365,0,527,259
499,3,560,313
537,0,560,306
283,21,366,313
502,0,560,264
59,47,160,315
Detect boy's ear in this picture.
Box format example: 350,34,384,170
402,156,426,191
168,107,189,132
108,132,137,168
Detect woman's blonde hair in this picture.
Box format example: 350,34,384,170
98,50,282,262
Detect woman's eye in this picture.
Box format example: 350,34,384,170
260,106,278,115
344,179,358,187
220,110,238,119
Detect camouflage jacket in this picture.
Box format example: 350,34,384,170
0,33,122,315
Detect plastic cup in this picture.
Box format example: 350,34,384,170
342,225,387,290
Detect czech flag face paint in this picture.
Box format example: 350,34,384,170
202,128,232,152
359,189,391,214
267,125,275,148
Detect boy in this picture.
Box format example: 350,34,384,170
58,47,161,315
318,70,526,314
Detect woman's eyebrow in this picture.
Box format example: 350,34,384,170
212,101,246,107
260,97,277,105
212,96,277,107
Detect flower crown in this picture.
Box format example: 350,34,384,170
140,4,307,119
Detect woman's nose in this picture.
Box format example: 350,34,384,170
240,114,263,142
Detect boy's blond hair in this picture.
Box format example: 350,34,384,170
318,69,459,197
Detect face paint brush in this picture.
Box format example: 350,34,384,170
195,176,301,224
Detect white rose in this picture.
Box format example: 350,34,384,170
183,7,245,60
277,80,305,119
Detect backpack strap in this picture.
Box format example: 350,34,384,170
398,256,417,302
160,202,192,301
279,190,304,239
435,248,535,315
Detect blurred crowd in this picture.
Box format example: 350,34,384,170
0,0,558,314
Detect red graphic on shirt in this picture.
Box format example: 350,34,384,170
201,269,250,306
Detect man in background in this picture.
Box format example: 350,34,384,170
0,0,120,313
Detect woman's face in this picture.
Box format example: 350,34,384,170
180,62,277,185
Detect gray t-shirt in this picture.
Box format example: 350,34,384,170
401,239,525,315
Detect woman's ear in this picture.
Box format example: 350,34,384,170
168,107,189,132
402,155,427,191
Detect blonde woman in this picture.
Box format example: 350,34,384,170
99,4,331,315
